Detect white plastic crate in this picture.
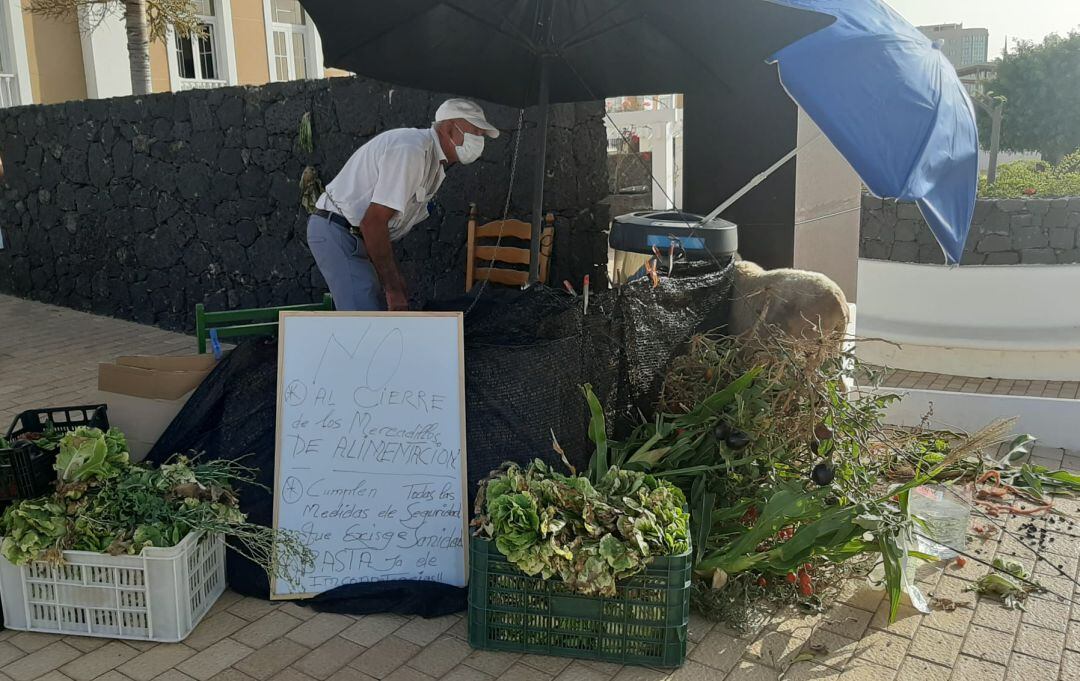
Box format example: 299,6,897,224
0,531,225,642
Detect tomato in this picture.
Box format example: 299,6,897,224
757,577,768,587
803,563,813,572
786,572,797,584
954,557,967,569
798,571,813,597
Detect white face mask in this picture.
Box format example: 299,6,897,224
454,124,485,164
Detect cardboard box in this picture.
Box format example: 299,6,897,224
95,354,222,461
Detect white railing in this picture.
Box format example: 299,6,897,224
179,78,227,91
0,74,19,108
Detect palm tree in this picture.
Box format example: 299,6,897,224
27,0,200,95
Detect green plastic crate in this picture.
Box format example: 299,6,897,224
468,536,691,668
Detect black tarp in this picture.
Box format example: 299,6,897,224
146,264,733,616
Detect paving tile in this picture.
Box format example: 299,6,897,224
820,604,873,640
326,669,379,681
746,624,812,670
961,624,1014,666
971,600,1022,633
835,580,886,613
869,600,922,639
777,661,840,681
183,612,249,651
847,630,909,671
65,637,109,653
405,636,471,678
393,616,458,647
687,612,716,644
838,664,896,681
234,638,310,679
233,610,304,648
895,656,951,681
116,643,197,681
1068,620,1080,653
799,629,858,671
519,655,572,676
1020,599,1072,631
280,602,319,621
460,649,521,677
2,641,81,681
497,662,555,681
293,636,365,680
350,636,421,679
441,665,494,681
950,655,1005,681
287,613,354,648
33,673,75,681
209,671,258,681
687,628,747,674
1004,652,1058,681
177,639,255,680
722,659,780,680
1013,623,1066,663
0,643,23,668
381,668,434,681
1061,649,1080,681
228,597,280,622
59,641,139,681
906,627,962,668
445,618,469,641
919,600,974,636
553,661,615,681
8,632,61,653
341,615,409,648
269,670,318,681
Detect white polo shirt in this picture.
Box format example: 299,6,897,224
316,127,447,242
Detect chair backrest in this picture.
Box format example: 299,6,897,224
465,203,554,291
194,293,334,354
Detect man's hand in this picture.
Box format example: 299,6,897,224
359,203,410,311
386,288,409,311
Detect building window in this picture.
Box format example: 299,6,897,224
270,0,310,81
174,0,223,85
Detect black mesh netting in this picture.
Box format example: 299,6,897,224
146,260,734,616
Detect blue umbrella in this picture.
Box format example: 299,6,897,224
767,0,979,264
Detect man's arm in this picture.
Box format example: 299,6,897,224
359,202,409,311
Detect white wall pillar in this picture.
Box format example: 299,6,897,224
3,0,34,104
792,108,862,301
78,6,134,99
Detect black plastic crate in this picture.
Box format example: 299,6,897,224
0,405,109,501
468,536,691,668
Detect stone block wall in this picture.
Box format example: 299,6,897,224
0,77,610,331
860,194,1080,265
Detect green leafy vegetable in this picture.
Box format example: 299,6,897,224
474,459,689,597
54,427,130,484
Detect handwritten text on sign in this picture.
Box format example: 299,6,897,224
273,312,467,598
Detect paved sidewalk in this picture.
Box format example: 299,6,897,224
880,368,1080,400
1,293,1079,681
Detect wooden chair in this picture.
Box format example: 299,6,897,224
194,294,334,354
465,203,554,290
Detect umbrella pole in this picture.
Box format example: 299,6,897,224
527,57,550,285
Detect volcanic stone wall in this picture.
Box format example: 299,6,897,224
0,77,609,330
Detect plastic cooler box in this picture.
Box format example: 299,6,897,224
468,536,691,668
0,531,225,642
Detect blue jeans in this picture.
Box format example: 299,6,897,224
306,214,385,311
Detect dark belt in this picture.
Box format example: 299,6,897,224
314,208,355,233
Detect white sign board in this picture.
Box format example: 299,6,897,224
272,312,468,599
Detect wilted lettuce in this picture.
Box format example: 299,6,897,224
54,427,130,484
475,460,689,596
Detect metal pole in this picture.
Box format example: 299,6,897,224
527,57,551,285
988,104,1002,185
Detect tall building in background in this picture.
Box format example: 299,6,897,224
918,23,990,67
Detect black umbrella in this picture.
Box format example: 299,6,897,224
300,0,834,282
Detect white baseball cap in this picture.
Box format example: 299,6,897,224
435,98,500,139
